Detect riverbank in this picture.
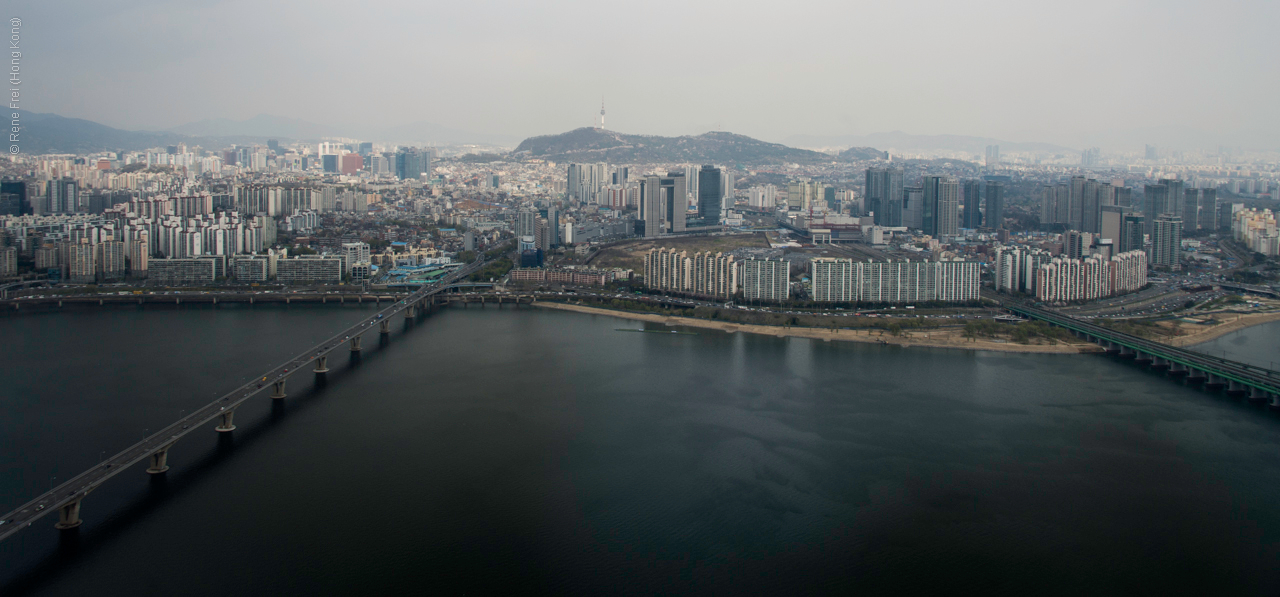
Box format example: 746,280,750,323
535,301,1099,354
1173,311,1280,347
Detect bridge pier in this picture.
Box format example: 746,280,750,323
380,320,390,334
314,356,329,373
1248,387,1269,403
1150,357,1170,371
1104,341,1120,355
147,443,173,474
1186,368,1207,384
1205,374,1226,390
1133,351,1152,365
1226,380,1247,397
1168,362,1188,377
216,408,237,432
406,305,416,319
1118,347,1135,359
54,497,84,530
271,380,287,399
1271,394,1280,410
350,336,362,352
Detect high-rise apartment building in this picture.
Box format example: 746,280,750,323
1150,215,1182,270
1035,251,1147,302
740,258,790,301
809,258,980,303
643,248,736,299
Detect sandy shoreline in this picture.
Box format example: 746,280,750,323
534,301,1099,354
1171,311,1280,346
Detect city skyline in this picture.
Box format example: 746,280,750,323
11,0,1280,151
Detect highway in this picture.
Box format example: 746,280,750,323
0,255,491,542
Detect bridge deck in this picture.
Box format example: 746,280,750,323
1008,304,1280,394
0,259,487,543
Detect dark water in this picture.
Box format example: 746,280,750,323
1193,320,1280,370
3,304,1280,595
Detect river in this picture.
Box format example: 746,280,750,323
3,305,1280,595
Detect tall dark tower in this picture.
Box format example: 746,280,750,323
962,180,982,229
698,165,722,221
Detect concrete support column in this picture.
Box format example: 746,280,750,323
216,408,237,432
54,497,84,530
350,336,362,352
1248,387,1268,403
406,305,415,319
380,320,390,334
147,443,173,474
1133,351,1152,364
1169,362,1188,377
1205,374,1225,389
1151,357,1169,371
1270,394,1280,410
314,356,329,373
271,380,287,399
1227,380,1247,396
1186,368,1206,383
1119,347,1135,359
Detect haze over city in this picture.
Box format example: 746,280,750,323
15,0,1280,150
4,1,1280,595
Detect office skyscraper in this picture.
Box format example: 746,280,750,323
1121,213,1145,254
903,186,923,230
865,168,903,226
985,181,1005,229
922,176,959,237
984,145,1000,168
395,148,424,181
1068,176,1087,231
1162,179,1185,220
1197,188,1217,231
639,173,687,236
698,165,722,222
546,203,559,247
661,172,688,233
0,180,29,215
1143,183,1168,237
962,180,982,229
517,209,537,239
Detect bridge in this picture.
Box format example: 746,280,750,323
1007,303,1280,405
1217,282,1280,299
0,255,497,543
0,279,55,300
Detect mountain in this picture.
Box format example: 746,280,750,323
784,131,1076,155
514,128,877,165
12,110,200,155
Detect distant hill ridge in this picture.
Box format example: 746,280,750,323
515,127,882,165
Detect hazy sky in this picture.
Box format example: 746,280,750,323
14,0,1280,149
